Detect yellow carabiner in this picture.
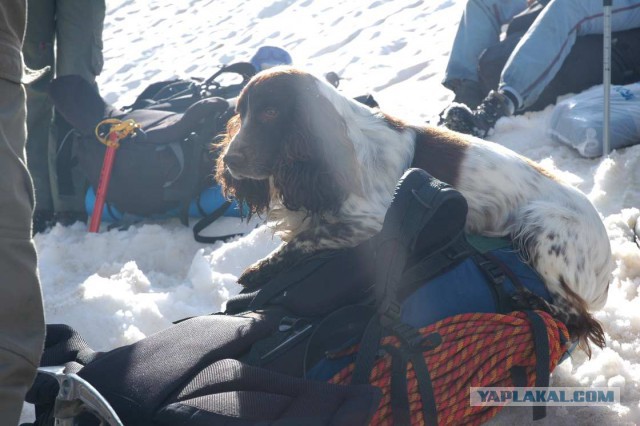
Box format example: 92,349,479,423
94,118,140,149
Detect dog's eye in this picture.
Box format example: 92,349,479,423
260,107,279,121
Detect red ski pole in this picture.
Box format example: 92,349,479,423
89,119,139,233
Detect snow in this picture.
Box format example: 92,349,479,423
21,0,640,424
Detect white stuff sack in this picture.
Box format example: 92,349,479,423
548,83,640,157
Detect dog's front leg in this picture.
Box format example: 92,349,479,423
237,239,318,287
237,220,379,287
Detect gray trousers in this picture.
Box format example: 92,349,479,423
0,78,45,425
23,0,105,214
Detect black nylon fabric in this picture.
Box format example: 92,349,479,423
37,324,97,367
154,358,380,426
77,313,283,426
221,241,381,378
248,244,376,317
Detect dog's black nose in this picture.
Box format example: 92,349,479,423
223,152,245,170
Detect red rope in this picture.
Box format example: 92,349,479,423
328,311,569,426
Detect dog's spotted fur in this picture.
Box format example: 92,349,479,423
215,66,612,353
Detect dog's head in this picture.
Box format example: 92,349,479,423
215,66,362,218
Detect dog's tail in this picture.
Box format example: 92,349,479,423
553,282,606,357
511,199,612,357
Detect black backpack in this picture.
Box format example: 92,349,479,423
25,169,568,426
477,2,640,112
49,63,258,241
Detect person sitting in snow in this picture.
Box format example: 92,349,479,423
440,0,640,138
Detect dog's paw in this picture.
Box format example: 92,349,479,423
238,255,289,288
238,243,314,288
237,261,269,287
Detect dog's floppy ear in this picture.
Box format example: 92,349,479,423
214,115,271,217
274,77,363,215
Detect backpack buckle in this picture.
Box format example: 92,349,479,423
379,299,402,323
475,257,505,285
420,332,442,351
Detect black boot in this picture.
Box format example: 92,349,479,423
32,210,54,235
54,211,88,227
440,90,515,138
446,79,486,110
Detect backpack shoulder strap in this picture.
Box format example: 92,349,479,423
378,167,471,306
350,168,469,425
192,200,244,244
201,62,257,99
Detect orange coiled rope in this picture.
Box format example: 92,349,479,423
328,311,569,426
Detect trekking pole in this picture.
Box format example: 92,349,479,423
89,119,139,232
602,0,612,156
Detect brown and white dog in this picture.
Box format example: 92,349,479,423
215,66,612,353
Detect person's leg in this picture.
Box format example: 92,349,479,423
0,78,46,426
23,0,56,232
50,0,106,220
55,0,105,83
501,0,640,110
444,0,528,86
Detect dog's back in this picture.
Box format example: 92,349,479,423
412,126,612,352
